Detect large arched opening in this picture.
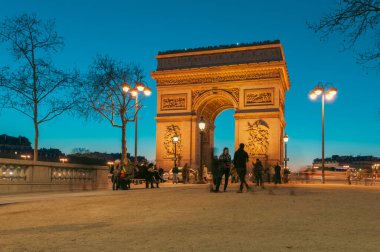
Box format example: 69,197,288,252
193,89,238,170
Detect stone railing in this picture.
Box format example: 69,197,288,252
0,158,110,194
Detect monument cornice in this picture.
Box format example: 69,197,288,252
156,43,283,59
151,62,289,90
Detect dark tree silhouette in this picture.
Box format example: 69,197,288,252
310,0,380,67
80,55,145,166
0,14,79,161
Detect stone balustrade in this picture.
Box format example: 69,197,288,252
0,158,110,194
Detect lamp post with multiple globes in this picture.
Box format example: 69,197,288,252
309,84,338,184
121,82,152,165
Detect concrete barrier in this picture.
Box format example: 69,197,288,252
0,158,110,194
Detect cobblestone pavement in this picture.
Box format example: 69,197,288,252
0,183,379,252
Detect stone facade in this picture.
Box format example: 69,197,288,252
151,41,290,171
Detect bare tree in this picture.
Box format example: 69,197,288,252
309,0,380,67
0,14,79,161
80,55,145,165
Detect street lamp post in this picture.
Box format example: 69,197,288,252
309,84,338,184
172,135,179,167
122,81,152,165
198,117,206,183
283,133,289,169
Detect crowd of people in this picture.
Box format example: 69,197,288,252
109,160,165,190
109,143,288,192
209,143,284,193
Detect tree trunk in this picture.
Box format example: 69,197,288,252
33,119,39,161
121,123,127,166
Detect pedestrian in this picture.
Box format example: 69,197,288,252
211,158,223,192
233,143,251,193
219,147,232,192
253,159,264,188
182,163,188,184
186,165,191,183
346,168,352,185
152,165,161,188
172,165,179,184
274,162,282,185
146,163,156,188
112,160,121,190
158,167,165,182
269,165,275,183
203,164,208,183
230,164,239,183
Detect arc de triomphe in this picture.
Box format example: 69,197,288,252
151,40,290,171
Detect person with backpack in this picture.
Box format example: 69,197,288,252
233,143,251,193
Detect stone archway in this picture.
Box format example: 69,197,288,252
151,41,290,171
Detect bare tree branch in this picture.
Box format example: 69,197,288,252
0,14,79,161
79,55,148,164
309,0,380,67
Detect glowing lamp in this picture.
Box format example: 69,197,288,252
121,83,130,93
326,87,337,96
198,117,206,132
135,82,145,92
143,87,152,96
283,134,289,143
313,87,323,95
309,92,318,100
172,135,179,143
130,88,138,97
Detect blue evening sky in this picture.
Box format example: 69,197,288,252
0,0,379,169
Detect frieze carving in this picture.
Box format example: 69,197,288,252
155,70,281,86
164,125,182,158
244,88,274,106
161,93,187,111
247,120,270,156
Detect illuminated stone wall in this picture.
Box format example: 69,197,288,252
152,42,290,171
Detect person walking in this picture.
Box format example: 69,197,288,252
219,147,232,192
172,165,179,184
182,164,188,184
112,161,121,190
346,168,352,185
211,159,223,192
253,159,264,188
274,162,282,185
233,143,251,193
203,164,208,183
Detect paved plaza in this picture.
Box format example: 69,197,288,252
0,183,379,252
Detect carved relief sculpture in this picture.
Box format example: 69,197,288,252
163,125,182,158
244,88,274,106
161,94,187,111
246,120,270,156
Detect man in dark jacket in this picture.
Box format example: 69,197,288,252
274,162,282,185
253,159,264,188
233,143,251,193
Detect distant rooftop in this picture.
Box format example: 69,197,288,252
158,40,281,55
